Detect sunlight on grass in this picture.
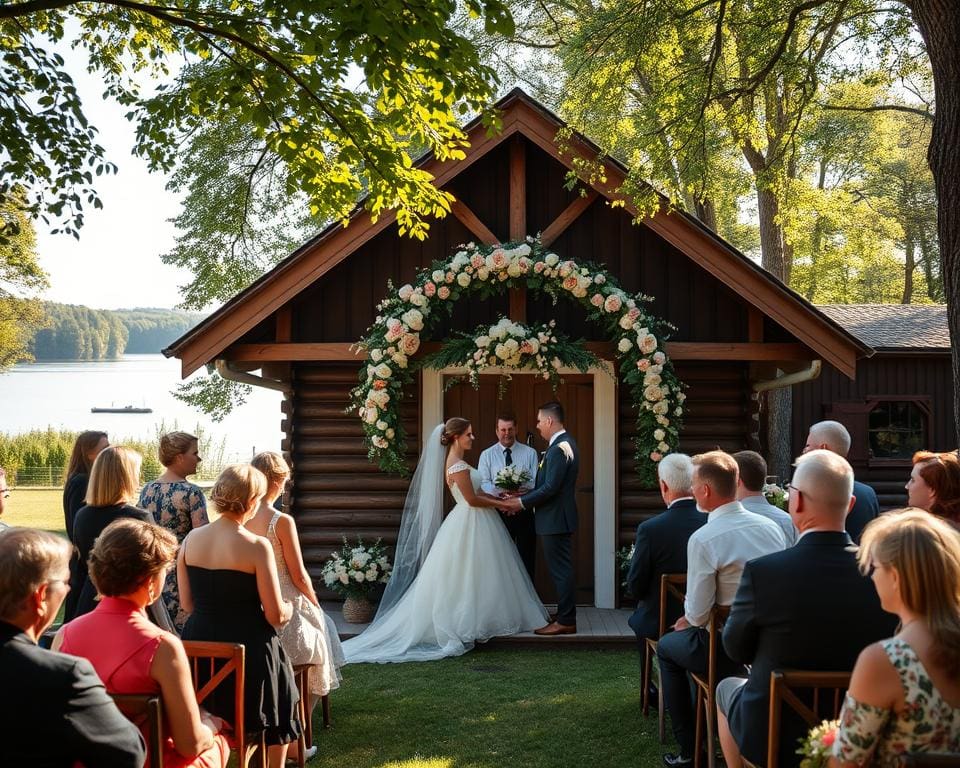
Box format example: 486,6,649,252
4,488,66,535
379,758,454,768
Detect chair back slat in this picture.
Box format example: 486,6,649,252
111,693,164,768
767,670,851,768
706,605,732,691
657,573,687,638
181,641,248,765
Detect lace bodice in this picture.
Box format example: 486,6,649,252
833,637,960,767
267,512,296,595
446,462,481,504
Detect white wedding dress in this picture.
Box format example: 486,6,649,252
341,462,548,663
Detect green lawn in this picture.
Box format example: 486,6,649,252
6,490,666,766
321,648,661,768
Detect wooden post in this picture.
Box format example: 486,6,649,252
509,136,527,323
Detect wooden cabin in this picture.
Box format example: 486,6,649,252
792,304,953,510
165,89,869,607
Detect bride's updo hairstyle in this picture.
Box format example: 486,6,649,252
440,417,471,447
210,464,267,518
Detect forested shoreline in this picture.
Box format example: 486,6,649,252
27,304,206,361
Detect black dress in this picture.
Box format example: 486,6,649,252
181,566,300,745
69,503,152,620
61,472,89,620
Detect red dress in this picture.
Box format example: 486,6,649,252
60,596,229,768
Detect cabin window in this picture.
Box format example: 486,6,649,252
867,401,927,460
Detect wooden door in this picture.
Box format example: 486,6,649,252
443,373,595,605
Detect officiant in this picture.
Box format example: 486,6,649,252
479,414,539,579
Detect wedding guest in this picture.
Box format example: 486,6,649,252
906,450,960,525
478,413,539,579
733,450,797,546
247,451,343,763
139,430,209,629
57,518,230,767
658,450,786,767
179,464,299,768
0,527,145,767
831,509,960,767
716,450,896,768
625,453,704,646
803,420,879,542
0,468,10,533
62,430,109,618
69,446,154,621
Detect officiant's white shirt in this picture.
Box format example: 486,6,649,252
478,440,539,496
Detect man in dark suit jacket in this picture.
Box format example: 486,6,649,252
0,528,145,767
503,400,579,635
716,450,897,768
803,420,880,542
625,452,705,644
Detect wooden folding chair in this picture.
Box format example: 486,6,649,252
111,693,164,768
181,640,265,768
691,604,732,768
642,573,687,744
291,665,312,768
765,670,851,768
898,755,960,767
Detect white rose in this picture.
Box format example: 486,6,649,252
619,314,635,331
527,338,540,354
376,420,388,430
370,349,383,362
363,407,379,424
659,441,670,452
432,270,445,283
617,338,632,353
365,568,378,581
644,373,662,387
338,572,349,585
475,335,491,348
654,429,665,441
372,435,388,449
640,334,658,354
457,272,471,287
644,384,663,402
494,343,508,360
398,284,414,301
545,253,559,267
401,309,424,331
352,570,365,583
653,401,669,415
409,291,427,308
507,261,522,278
391,352,408,368
375,363,392,378
477,267,490,281
386,428,395,439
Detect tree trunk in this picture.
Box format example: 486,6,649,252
902,234,915,304
695,198,718,232
908,0,960,446
757,183,786,280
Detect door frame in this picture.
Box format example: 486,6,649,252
422,363,618,609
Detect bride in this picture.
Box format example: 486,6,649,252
342,418,548,663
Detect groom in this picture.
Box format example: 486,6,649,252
502,400,579,635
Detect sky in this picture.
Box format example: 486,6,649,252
33,51,195,311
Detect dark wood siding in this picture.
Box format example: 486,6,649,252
791,354,955,508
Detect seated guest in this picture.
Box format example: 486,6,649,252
626,453,705,645
803,420,879,543
0,468,10,533
0,527,145,767
733,450,797,546
247,451,344,763
658,450,786,767
62,431,110,618
69,446,166,626
832,509,960,766
57,519,230,768
906,451,960,526
179,465,300,768
716,450,896,768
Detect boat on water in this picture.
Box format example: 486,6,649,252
90,405,153,414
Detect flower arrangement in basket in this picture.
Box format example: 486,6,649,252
763,481,789,511
322,538,392,622
797,719,839,767
495,465,532,492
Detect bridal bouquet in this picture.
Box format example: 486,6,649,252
797,719,839,767
495,465,532,491
321,538,392,599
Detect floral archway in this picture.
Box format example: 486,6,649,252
349,237,685,484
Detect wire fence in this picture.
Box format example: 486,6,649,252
11,465,226,488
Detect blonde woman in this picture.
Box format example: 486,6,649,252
139,431,209,628
831,509,960,767
246,452,344,757
68,446,153,621
179,465,299,768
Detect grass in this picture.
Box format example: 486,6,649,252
8,491,666,767
321,648,662,768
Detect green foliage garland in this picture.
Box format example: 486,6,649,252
349,237,685,484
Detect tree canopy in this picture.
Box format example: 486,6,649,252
0,188,47,368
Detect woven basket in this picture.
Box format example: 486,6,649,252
342,595,375,624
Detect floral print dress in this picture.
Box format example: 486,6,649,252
833,637,960,767
138,480,209,630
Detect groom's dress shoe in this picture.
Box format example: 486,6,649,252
533,621,577,636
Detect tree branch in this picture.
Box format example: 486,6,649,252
0,0,77,19
819,101,934,121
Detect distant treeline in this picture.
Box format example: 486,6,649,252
29,304,206,360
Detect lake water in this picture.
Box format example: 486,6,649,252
1,354,283,463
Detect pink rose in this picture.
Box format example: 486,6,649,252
650,451,662,461
604,294,622,313
423,281,436,297
438,286,451,300
637,358,650,371
445,271,455,283
628,307,642,321
471,253,485,269
822,729,837,748
534,262,546,274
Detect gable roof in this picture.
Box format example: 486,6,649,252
165,88,869,378
817,304,949,352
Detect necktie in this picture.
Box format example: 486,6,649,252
504,447,513,466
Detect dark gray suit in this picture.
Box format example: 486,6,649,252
519,430,579,625
847,479,880,543
0,621,146,767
